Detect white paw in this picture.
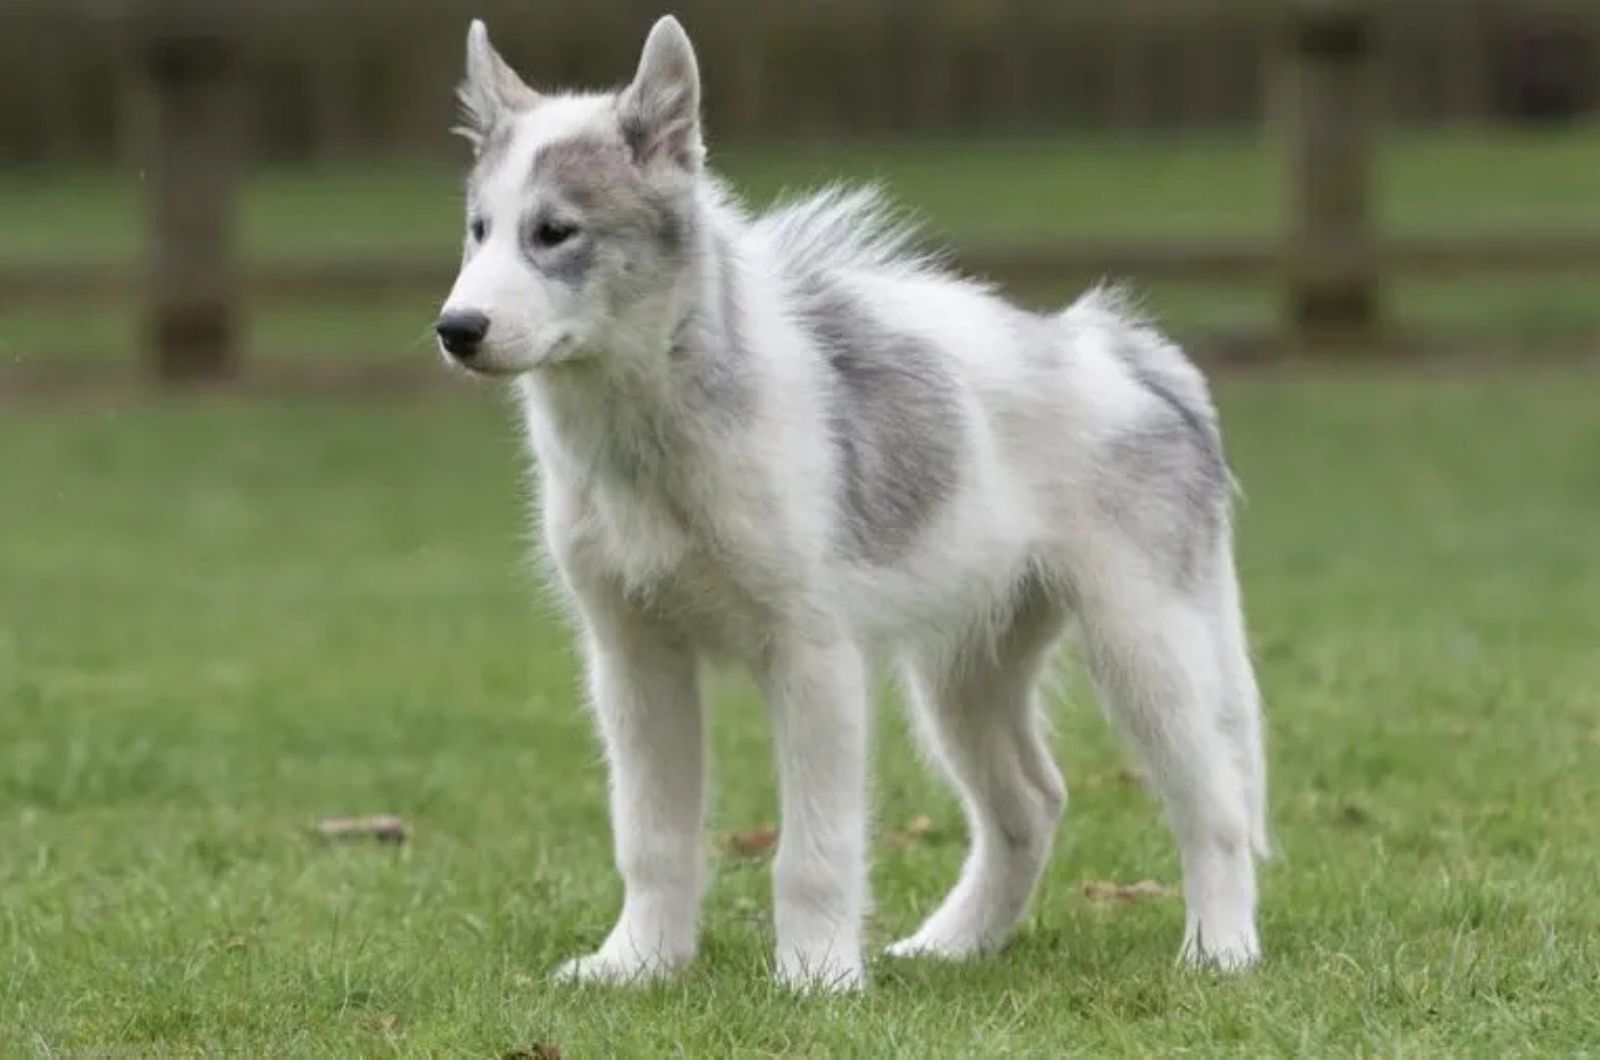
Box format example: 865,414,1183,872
1178,923,1261,971
885,902,1007,961
884,927,991,961
551,949,682,986
775,951,866,993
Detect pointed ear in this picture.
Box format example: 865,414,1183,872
617,16,703,171
454,20,540,149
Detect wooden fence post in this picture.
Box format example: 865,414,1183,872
1286,0,1378,353
142,17,240,382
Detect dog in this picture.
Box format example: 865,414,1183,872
436,15,1267,992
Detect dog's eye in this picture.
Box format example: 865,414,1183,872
531,220,578,249
469,217,488,243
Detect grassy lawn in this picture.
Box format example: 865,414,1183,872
2,126,1599,366
3,375,1599,1053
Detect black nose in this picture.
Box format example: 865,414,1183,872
435,310,490,358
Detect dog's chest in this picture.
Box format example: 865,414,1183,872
552,472,773,656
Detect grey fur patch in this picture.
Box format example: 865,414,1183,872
1103,324,1222,461
524,215,596,286
652,202,687,259
1097,409,1229,590
618,112,652,166
1097,320,1232,588
1132,366,1219,460
530,135,686,258
795,274,963,564
531,136,630,208
667,231,753,418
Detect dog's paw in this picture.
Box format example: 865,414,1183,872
551,950,681,986
1178,923,1261,972
884,910,1001,961
774,951,866,993
884,927,993,961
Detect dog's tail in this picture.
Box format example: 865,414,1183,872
1063,282,1265,857
1062,283,1220,433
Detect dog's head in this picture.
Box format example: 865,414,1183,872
436,17,703,376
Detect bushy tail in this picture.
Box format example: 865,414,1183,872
1060,282,1220,436
1067,282,1264,855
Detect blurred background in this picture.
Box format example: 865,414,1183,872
1,0,1597,383
4,6,1600,1050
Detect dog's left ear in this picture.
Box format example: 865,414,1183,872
618,16,704,172
455,20,540,150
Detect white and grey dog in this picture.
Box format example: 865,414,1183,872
437,16,1267,991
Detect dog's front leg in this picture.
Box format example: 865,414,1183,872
554,602,704,985
759,634,870,991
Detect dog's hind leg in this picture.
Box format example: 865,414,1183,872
887,581,1067,960
1073,542,1261,970
1215,544,1269,858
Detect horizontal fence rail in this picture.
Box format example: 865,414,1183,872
7,233,1600,303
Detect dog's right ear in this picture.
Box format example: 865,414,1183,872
454,20,540,150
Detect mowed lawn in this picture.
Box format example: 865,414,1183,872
2,373,1599,1053
3,126,1600,365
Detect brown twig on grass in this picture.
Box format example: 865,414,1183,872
312,815,410,844
1081,879,1177,903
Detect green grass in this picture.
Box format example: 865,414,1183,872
2,126,1599,366
3,375,1599,1053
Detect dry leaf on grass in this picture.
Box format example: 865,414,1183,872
1080,768,1145,790
720,824,778,860
503,1045,561,1060
1334,802,1371,827
1082,878,1177,903
312,815,410,844
882,813,939,848
362,1013,403,1037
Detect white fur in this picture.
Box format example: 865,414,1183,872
439,17,1267,992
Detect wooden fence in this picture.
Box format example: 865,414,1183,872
3,0,1597,164
3,0,1600,379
